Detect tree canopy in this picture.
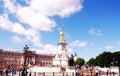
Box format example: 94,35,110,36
112,51,120,67
86,58,97,66
96,51,113,67
86,51,120,67
74,57,85,66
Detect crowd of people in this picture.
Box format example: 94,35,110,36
0,67,16,76
75,65,100,76
0,67,33,76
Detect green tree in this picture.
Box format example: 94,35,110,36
96,51,112,67
74,57,85,66
86,51,120,67
112,51,120,66
86,58,97,66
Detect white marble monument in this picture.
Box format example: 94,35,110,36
29,32,73,73
53,31,69,68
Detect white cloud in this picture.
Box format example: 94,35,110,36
44,44,59,54
11,35,22,43
33,44,63,54
16,0,82,31
0,0,83,52
113,49,120,52
28,0,82,17
4,48,16,52
17,8,56,31
32,36,44,47
3,0,82,32
0,14,26,35
67,47,73,53
88,28,102,36
0,14,43,47
57,27,62,32
30,43,73,54
30,48,45,54
104,46,114,50
43,44,74,54
70,40,87,48
3,0,18,13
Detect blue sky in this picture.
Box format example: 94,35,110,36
0,0,120,61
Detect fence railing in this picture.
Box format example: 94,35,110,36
17,72,75,76
0,71,119,76
78,71,119,76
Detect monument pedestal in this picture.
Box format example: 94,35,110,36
53,32,69,68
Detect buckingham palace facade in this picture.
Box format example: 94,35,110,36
0,48,54,71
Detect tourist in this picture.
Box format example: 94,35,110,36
21,68,28,76
2,68,6,76
5,68,9,76
95,69,98,76
75,65,79,76
0,69,2,76
12,68,16,76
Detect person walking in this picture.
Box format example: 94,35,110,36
12,68,16,76
95,69,98,76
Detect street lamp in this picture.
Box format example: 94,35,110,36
21,45,29,76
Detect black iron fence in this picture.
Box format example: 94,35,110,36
78,71,119,76
17,72,74,76
0,71,119,76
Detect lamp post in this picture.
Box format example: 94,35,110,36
22,45,29,76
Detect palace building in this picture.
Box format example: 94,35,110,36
0,32,69,71
0,49,23,70
0,49,54,71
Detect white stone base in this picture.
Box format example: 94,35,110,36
29,66,75,73
29,66,61,72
